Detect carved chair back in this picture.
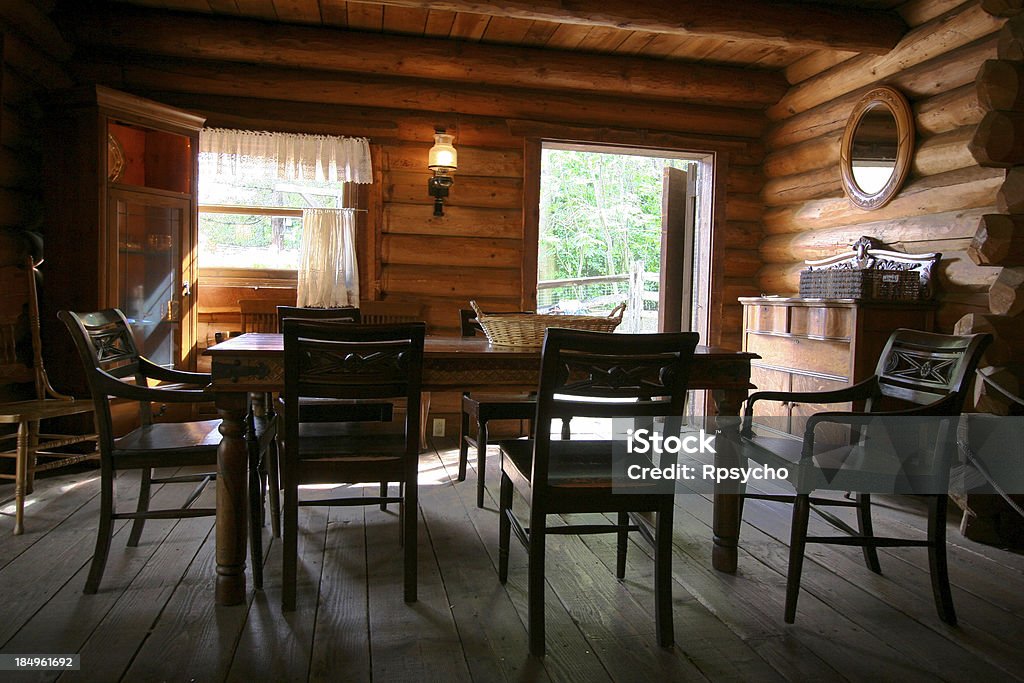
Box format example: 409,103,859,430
531,328,699,488
276,305,360,330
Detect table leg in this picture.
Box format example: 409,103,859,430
216,391,248,606
711,387,746,573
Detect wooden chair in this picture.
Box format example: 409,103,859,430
1,257,98,535
260,305,393,536
458,308,536,508
359,300,425,324
498,327,699,656
59,308,255,593
359,300,431,449
239,297,295,334
740,328,992,625
279,320,424,610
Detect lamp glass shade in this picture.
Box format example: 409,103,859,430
428,133,458,172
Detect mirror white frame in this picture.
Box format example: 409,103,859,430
840,86,914,211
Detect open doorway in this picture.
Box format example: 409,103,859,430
537,143,712,338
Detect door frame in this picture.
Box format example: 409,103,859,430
522,137,724,344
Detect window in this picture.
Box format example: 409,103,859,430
197,129,371,272
537,143,711,335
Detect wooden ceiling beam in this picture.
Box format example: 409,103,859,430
349,0,907,53
67,5,786,107
74,55,768,138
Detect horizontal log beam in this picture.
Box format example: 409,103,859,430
358,0,906,53
763,166,1004,235
68,5,786,107
383,204,521,239
80,57,766,139
760,208,990,263
768,5,1000,121
767,65,986,152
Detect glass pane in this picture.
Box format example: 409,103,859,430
114,198,182,367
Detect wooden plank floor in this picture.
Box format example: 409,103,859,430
2,439,1023,682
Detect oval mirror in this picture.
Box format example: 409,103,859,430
840,86,914,210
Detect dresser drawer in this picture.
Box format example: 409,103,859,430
789,305,852,338
746,334,850,378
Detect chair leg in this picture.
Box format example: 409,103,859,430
85,465,116,594
403,478,418,603
267,437,281,539
246,412,264,591
654,506,675,647
560,417,571,440
928,495,957,626
785,493,811,624
13,422,30,535
26,419,39,495
380,481,389,511
856,493,881,574
616,511,628,580
126,468,152,548
498,472,512,584
476,419,489,509
527,507,547,657
458,397,470,482
282,476,298,611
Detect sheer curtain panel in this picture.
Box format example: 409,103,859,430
297,208,359,307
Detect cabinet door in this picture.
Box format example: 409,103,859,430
109,188,192,369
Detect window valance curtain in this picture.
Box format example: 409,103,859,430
199,128,372,184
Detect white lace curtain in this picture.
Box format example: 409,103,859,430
200,128,370,306
200,128,372,183
297,209,359,308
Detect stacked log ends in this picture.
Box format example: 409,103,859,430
974,365,1024,415
989,266,1024,315
969,214,1024,264
969,110,1024,166
954,312,1024,365
997,11,1024,60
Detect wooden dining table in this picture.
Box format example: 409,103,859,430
205,333,756,606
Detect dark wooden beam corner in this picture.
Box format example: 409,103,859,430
360,0,908,53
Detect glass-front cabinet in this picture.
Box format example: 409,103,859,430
42,86,205,391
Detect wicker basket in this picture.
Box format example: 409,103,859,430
799,268,924,301
470,300,625,347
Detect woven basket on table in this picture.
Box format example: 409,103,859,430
469,300,626,347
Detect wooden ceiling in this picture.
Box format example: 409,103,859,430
104,0,908,79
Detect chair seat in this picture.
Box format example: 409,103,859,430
743,433,948,493
501,438,661,492
114,419,222,454
0,398,95,423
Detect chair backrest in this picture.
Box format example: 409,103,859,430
531,327,700,486
58,308,145,451
282,320,425,452
460,308,482,337
276,305,360,330
872,329,992,414
239,297,296,333
360,301,425,325
0,257,54,400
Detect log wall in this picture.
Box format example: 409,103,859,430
761,1,1006,333
0,2,72,404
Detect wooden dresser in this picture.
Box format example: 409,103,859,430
739,296,935,436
